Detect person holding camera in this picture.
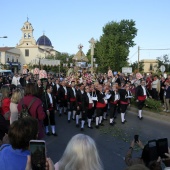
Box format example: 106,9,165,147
0,117,38,170
125,138,163,169
125,138,145,166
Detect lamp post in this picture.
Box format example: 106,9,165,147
0,36,7,38
89,38,96,74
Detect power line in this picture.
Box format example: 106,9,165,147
140,48,170,51
129,50,137,59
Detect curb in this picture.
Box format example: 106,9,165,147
127,106,170,124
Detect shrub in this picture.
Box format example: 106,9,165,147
144,98,162,112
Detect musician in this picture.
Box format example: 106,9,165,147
119,84,132,124
109,84,120,125
42,85,57,136
76,83,84,127
67,81,77,123
82,85,94,130
95,84,108,129
53,78,60,114
135,79,150,119
58,80,68,116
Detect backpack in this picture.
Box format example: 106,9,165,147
19,97,37,119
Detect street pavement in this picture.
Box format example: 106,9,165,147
44,107,170,170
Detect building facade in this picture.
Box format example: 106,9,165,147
0,47,21,73
0,20,58,74
16,20,57,71
140,59,158,73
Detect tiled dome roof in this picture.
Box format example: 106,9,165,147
37,35,52,46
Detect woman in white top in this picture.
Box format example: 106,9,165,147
55,134,104,170
10,88,23,124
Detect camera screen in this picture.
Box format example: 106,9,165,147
30,141,46,170
134,135,139,142
157,138,168,158
148,140,158,162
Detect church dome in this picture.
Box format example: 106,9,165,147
36,35,52,47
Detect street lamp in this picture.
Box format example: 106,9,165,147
89,38,96,74
0,36,7,38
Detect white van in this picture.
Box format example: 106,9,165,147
0,70,13,76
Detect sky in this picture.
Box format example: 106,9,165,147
1,0,170,64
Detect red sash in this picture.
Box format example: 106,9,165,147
96,102,106,108
88,103,93,109
49,104,53,111
110,101,118,105
138,95,146,101
70,98,76,102
120,101,128,105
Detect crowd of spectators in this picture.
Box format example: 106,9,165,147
0,70,170,169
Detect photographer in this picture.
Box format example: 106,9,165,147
161,148,170,168
125,139,162,169
125,139,145,166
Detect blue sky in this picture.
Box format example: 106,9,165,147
1,0,170,63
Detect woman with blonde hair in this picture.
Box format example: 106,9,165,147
10,88,24,124
55,134,103,170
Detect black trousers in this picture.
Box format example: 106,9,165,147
152,88,158,100
137,100,145,110
44,110,55,126
68,101,77,111
87,108,93,119
76,103,82,115
109,103,117,118
96,107,104,117
59,99,67,107
120,104,128,113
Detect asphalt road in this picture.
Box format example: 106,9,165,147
44,107,170,170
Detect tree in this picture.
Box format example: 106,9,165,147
92,20,137,72
130,61,144,73
156,54,170,72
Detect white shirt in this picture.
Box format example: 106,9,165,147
72,87,76,97
142,86,146,95
87,93,93,103
63,86,67,95
48,93,53,104
56,84,60,90
152,79,159,88
114,91,119,101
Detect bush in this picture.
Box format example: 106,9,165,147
130,97,162,112
144,98,162,112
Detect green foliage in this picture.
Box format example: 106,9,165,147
92,19,137,73
144,98,162,112
156,54,170,72
131,97,162,112
130,61,144,72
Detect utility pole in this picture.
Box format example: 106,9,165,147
138,46,140,72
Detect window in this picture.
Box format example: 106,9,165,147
25,49,29,57
150,64,153,71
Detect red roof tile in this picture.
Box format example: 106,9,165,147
0,47,14,52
